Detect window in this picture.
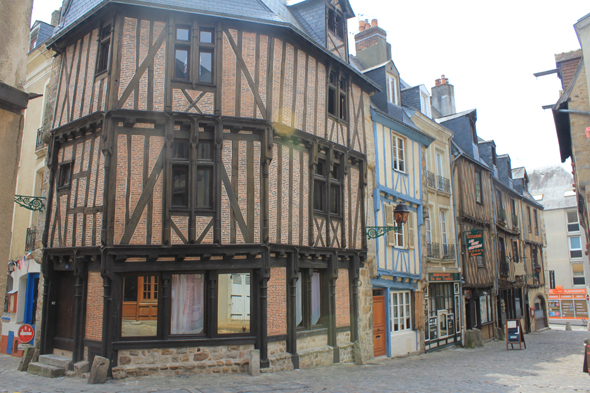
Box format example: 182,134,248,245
170,127,214,211
496,190,503,212
569,236,583,259
392,135,405,172
436,152,444,177
420,92,431,117
174,25,215,83
96,24,112,74
328,71,347,120
29,31,38,52
385,203,405,248
440,210,448,247
218,273,251,334
296,271,323,329
391,291,412,332
534,209,539,235
511,199,517,223
527,206,532,233
512,240,519,263
567,210,579,232
572,263,585,286
491,146,496,166
476,255,485,268
171,274,205,335
314,155,342,216
122,275,159,337
326,6,345,39
474,170,483,204
57,162,72,189
386,74,398,105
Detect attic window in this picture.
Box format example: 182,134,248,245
96,24,112,75
491,147,496,165
327,6,345,40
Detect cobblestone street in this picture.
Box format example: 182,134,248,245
1,330,589,393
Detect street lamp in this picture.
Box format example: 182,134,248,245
366,202,410,239
7,260,16,273
534,263,542,274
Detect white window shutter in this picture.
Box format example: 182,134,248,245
385,204,395,246
407,213,414,248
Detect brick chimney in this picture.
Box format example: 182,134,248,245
431,74,456,118
354,18,391,69
51,8,61,27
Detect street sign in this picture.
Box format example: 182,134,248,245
17,324,34,344
465,229,484,258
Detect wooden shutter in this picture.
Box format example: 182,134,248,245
407,212,414,248
385,203,395,246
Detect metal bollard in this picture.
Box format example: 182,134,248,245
565,322,572,331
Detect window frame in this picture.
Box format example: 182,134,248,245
296,270,325,330
172,23,216,85
57,161,73,190
533,209,539,235
390,291,412,333
327,70,348,121
568,235,583,259
566,210,579,233
392,134,405,173
386,73,398,105
474,170,483,204
572,263,586,286
527,206,532,233
313,152,343,218
326,5,345,40
95,23,113,76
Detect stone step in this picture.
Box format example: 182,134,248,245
27,362,65,378
38,354,72,369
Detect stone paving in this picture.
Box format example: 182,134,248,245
1,329,589,392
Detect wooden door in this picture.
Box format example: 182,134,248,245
373,289,386,357
230,274,251,321
137,276,158,320
54,272,76,351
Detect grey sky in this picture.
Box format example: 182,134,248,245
31,0,589,171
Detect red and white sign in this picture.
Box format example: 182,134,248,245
18,324,34,344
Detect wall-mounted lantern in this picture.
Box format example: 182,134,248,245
366,203,410,239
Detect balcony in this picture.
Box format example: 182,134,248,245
437,175,451,193
442,243,455,259
25,227,37,252
35,128,47,152
426,171,436,189
427,242,440,258
497,208,507,224
512,214,519,229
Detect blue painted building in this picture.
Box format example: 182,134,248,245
351,20,434,357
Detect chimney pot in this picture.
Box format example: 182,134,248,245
358,20,365,32
371,19,378,28
365,22,371,30
435,78,441,86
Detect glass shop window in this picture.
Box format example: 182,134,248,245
171,274,205,335
295,271,323,329
391,291,412,332
218,273,251,334
121,275,159,337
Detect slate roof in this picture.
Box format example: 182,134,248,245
436,108,476,124
32,21,56,50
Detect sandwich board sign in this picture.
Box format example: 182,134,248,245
506,319,526,350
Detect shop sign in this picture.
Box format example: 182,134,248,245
465,229,484,257
549,270,555,289
428,272,461,282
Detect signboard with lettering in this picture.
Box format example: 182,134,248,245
465,229,484,258
549,270,555,289
428,272,461,282
548,288,589,320
506,319,526,350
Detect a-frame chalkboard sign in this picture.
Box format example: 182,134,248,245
506,319,526,350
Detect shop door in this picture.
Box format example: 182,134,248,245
535,300,547,329
373,289,386,357
53,272,76,351
230,273,251,321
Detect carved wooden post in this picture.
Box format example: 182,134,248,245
286,250,299,369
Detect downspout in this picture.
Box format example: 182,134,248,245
450,149,464,345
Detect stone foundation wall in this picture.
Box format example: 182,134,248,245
336,330,351,345
264,341,293,373
297,333,328,351
338,341,355,364
112,344,254,378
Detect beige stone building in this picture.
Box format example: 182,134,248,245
1,19,56,355
0,0,34,337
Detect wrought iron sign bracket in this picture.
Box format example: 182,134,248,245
15,195,46,211
366,226,402,239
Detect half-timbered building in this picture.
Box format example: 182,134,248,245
351,21,434,358
442,109,497,341
36,0,378,377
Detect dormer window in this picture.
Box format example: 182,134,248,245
420,91,431,117
386,73,398,105
327,6,345,40
491,147,496,166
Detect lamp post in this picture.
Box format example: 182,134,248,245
366,202,410,239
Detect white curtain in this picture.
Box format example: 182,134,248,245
296,272,303,325
171,274,204,334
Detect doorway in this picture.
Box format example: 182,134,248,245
534,296,547,329
53,272,76,351
372,289,386,357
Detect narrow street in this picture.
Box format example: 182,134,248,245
1,329,589,393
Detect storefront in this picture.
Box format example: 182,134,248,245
464,287,496,341
548,287,589,321
425,273,462,351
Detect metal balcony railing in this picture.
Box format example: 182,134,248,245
437,176,451,193
25,227,37,252
498,208,507,224
35,128,47,151
426,171,436,189
512,214,519,228
442,243,455,259
427,242,440,258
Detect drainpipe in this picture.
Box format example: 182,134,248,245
450,148,465,345
450,146,463,345
556,109,590,116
